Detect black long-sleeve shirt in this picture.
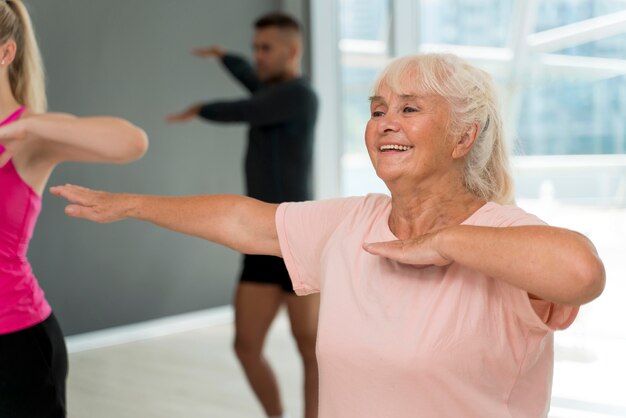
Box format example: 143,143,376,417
199,54,318,203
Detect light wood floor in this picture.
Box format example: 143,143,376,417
67,309,304,418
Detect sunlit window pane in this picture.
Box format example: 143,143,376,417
420,0,514,47
340,0,390,41
557,33,626,59
517,75,626,156
535,0,626,30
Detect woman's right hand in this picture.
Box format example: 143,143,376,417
50,184,133,224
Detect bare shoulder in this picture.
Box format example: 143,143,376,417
13,111,59,182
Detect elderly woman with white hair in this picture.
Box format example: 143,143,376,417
51,53,605,418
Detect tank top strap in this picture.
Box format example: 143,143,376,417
0,106,27,127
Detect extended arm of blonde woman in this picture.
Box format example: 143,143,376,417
364,225,605,306
0,112,148,167
49,184,282,257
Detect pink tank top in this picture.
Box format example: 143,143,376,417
0,107,51,334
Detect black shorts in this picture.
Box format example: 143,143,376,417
239,254,294,293
0,312,68,418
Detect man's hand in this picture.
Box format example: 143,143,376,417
192,45,226,59
165,104,202,123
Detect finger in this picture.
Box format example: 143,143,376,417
50,184,81,196
362,240,406,260
191,48,209,57
49,184,94,205
167,116,184,123
64,204,106,223
165,114,185,123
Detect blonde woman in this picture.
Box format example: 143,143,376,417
52,53,604,417
0,1,147,417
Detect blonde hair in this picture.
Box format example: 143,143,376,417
372,54,514,204
0,0,46,112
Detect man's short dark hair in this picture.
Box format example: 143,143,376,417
255,12,300,32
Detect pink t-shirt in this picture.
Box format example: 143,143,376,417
0,107,51,334
276,194,578,418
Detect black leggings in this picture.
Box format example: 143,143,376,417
0,313,68,418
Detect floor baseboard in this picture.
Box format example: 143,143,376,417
65,305,234,353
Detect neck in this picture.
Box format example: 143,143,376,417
266,65,300,84
0,75,21,120
387,177,485,240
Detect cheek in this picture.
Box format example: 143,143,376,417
364,122,376,148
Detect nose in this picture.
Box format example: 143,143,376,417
378,114,400,134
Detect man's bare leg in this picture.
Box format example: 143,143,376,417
234,282,285,417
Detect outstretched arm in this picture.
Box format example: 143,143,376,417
166,83,312,126
364,225,605,306
0,113,148,167
49,185,281,257
165,49,260,124
192,46,259,92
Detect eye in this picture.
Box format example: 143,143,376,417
371,111,385,118
403,106,418,113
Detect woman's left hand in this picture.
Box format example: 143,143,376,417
363,232,452,268
0,119,28,168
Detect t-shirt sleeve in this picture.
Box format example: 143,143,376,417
488,205,579,331
276,197,364,295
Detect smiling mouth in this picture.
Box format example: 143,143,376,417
379,144,414,152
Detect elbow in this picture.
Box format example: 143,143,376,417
130,127,149,161
116,124,149,163
570,252,606,305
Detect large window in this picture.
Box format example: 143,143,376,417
312,0,626,416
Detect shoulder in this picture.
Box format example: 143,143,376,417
279,78,318,100
20,108,37,118
280,194,383,223
343,193,391,225
466,202,546,227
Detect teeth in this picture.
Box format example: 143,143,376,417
379,144,412,151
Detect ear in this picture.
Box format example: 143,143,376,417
0,40,17,67
288,42,300,60
452,122,479,160
287,36,302,60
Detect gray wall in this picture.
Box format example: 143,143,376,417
25,0,282,335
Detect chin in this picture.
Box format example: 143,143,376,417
374,168,401,184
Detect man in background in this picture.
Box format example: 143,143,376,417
166,12,319,418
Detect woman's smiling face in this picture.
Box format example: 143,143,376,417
365,79,457,191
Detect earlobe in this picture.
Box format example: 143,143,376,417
0,41,17,67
